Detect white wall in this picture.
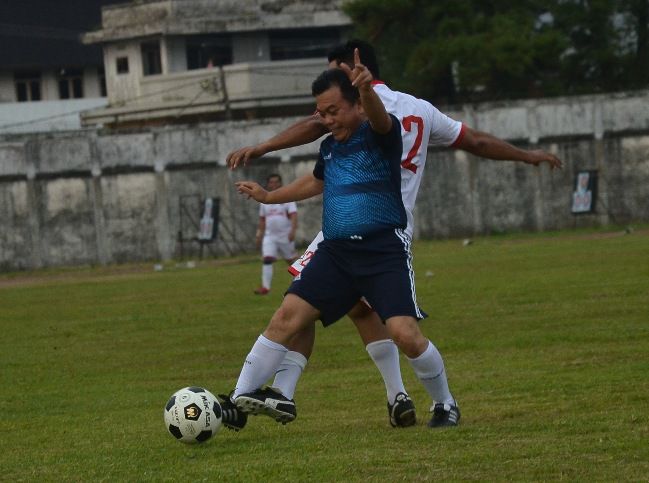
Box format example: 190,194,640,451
0,68,104,103
163,37,187,73
104,42,143,105
40,71,58,100
0,98,108,134
0,72,15,102
83,67,103,98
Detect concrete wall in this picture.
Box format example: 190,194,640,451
0,99,108,135
0,72,14,103
103,42,145,105
1,90,649,271
84,0,350,43
163,37,188,73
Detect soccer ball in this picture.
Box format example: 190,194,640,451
163,386,222,443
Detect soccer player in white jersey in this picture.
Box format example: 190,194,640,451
221,40,562,432
253,174,298,295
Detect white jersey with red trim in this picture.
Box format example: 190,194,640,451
260,202,297,240
289,82,463,276
373,82,464,237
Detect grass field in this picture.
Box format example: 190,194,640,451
1,226,648,481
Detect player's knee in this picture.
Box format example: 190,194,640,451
393,334,428,358
386,317,427,358
266,303,303,340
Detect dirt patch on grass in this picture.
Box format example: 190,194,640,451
0,257,256,290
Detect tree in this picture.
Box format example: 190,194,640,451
343,0,649,103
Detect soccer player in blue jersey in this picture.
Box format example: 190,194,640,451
220,42,562,432
227,50,461,427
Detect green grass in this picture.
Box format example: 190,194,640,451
1,227,648,481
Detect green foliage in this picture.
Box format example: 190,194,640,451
344,0,649,103
1,228,649,480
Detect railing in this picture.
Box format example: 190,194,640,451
86,57,326,124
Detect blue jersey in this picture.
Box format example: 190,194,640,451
313,114,405,240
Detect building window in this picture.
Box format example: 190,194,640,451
58,68,84,99
98,67,107,97
186,35,232,69
269,28,341,61
14,71,42,102
116,57,129,74
141,41,162,76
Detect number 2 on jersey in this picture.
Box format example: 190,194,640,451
401,115,424,174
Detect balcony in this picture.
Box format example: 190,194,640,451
81,58,325,126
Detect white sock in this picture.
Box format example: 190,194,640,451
407,340,455,405
262,263,273,289
271,351,307,400
233,335,287,398
366,339,407,403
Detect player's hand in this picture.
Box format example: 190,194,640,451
227,145,265,170
235,181,268,202
339,48,373,92
526,150,563,170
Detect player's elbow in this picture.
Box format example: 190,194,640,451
459,129,490,155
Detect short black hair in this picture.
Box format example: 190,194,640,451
327,39,380,79
311,68,359,105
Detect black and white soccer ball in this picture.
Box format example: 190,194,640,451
163,386,222,444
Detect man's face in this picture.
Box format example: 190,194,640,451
266,176,282,191
315,85,363,142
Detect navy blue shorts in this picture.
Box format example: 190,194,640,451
286,229,426,326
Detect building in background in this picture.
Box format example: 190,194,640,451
81,0,351,128
0,0,117,133
0,0,115,103
0,0,350,133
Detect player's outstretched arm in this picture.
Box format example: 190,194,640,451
456,127,563,169
236,173,323,204
226,116,329,169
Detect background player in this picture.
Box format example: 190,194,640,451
253,174,298,295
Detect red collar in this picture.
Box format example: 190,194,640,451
371,80,386,86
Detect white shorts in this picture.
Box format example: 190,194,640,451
288,231,324,275
262,236,297,261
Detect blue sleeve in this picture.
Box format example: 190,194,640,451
372,114,401,147
313,138,329,180
313,153,324,180
371,114,402,161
